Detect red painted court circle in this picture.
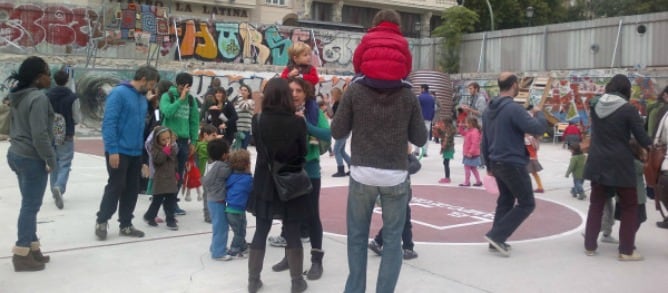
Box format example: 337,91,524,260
320,185,583,244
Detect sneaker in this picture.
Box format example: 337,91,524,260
657,220,668,229
175,208,186,216
578,194,587,200
268,235,287,247
473,182,483,187
95,222,108,240
618,250,644,261
570,190,577,198
185,193,192,202
144,216,158,227
204,216,211,223
119,226,145,238
484,235,510,257
600,234,619,244
166,222,179,231
52,187,64,210
438,178,451,184
459,183,471,187
403,249,418,260
214,254,233,261
368,240,383,256
228,251,248,259
488,243,512,252
301,237,310,243
155,217,164,223
585,250,597,256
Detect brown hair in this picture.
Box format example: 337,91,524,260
228,149,251,172
372,9,401,27
288,77,315,101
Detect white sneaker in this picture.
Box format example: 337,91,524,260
268,235,287,247
214,255,233,261
601,234,619,244
185,193,192,202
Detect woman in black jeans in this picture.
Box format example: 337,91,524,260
247,78,309,293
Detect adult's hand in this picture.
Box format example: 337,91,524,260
109,154,120,169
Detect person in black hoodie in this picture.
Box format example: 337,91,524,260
481,72,546,257
47,69,81,210
583,74,651,261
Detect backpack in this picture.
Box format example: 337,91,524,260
53,112,66,145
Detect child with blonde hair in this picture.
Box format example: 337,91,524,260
280,42,320,86
225,149,253,257
143,126,179,230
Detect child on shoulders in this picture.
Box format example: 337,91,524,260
352,9,412,89
281,42,320,87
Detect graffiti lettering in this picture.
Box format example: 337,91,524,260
215,22,241,61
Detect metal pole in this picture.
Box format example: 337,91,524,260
610,19,623,68
485,0,494,31
173,17,183,63
543,26,548,71
477,32,486,72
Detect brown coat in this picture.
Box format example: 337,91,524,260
151,143,178,195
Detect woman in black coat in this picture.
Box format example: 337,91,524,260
247,78,309,293
583,74,651,260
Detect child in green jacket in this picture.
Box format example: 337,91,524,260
566,143,586,200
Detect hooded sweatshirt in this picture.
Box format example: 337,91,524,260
583,93,651,187
225,172,253,212
481,96,546,168
160,86,200,143
102,82,147,156
8,87,56,169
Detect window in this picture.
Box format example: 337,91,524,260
266,0,286,6
311,2,333,21
342,5,378,28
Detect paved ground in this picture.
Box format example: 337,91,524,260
0,137,666,293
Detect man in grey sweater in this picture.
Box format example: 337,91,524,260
331,82,427,293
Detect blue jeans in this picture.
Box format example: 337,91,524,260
344,177,409,293
226,211,247,254
208,201,230,258
50,139,74,193
7,152,48,247
571,178,584,196
240,131,251,149
334,137,350,167
486,161,536,243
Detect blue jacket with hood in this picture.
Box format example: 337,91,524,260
226,172,253,211
102,82,148,156
481,96,546,169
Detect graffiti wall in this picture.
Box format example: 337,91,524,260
0,2,363,68
454,70,667,131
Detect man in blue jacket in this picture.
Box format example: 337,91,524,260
417,84,435,157
481,72,546,256
95,65,160,240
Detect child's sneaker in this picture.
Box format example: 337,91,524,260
166,222,179,231
368,240,382,256
578,193,587,200
119,226,145,238
144,216,158,227
185,193,192,202
402,249,418,260
214,255,233,261
438,178,451,184
268,235,287,247
601,234,619,244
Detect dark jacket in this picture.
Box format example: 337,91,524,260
418,92,435,121
226,172,253,211
584,93,651,187
481,96,546,169
47,86,77,137
248,111,308,221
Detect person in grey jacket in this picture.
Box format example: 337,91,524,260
583,74,651,261
201,138,233,260
6,56,56,272
331,81,426,293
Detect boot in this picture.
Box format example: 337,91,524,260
271,254,289,272
287,248,307,293
332,166,346,177
12,246,45,272
306,249,324,280
248,248,265,293
30,241,50,263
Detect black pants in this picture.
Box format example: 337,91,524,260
443,159,451,178
144,193,177,225
96,153,142,228
280,179,323,249
251,217,303,250
374,193,414,250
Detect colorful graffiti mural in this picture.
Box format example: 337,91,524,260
0,2,360,67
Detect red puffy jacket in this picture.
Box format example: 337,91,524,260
353,22,412,81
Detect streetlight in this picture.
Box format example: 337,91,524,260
457,0,494,31
526,6,534,27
